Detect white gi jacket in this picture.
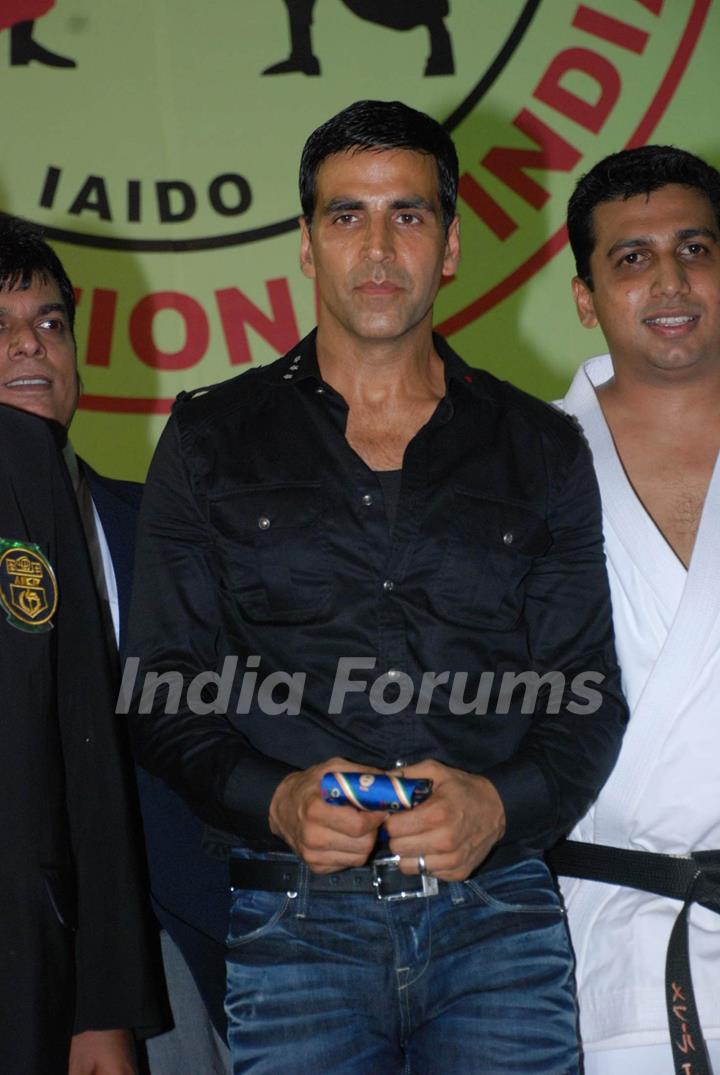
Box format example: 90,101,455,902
558,354,720,1051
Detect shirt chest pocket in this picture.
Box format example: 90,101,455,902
209,483,331,623
433,490,551,629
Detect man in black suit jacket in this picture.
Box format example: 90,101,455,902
0,213,230,1073
0,216,169,1072
0,401,162,1073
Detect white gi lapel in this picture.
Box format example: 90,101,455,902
609,445,720,826
562,355,684,620
563,356,720,835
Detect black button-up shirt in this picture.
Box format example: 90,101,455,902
127,331,627,868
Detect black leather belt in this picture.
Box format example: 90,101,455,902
230,854,440,902
548,840,720,1075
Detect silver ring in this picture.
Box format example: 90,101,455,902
417,854,427,875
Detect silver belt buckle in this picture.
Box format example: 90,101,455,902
371,854,439,901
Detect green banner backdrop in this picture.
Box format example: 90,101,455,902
1,0,716,479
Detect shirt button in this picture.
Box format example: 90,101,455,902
258,516,271,530
316,387,325,394
361,494,373,506
283,373,293,380
387,669,399,679
383,579,395,592
502,531,514,545
393,759,406,769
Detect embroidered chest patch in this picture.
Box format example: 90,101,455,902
0,540,58,632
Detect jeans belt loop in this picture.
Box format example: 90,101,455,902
293,860,310,917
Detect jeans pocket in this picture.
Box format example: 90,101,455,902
226,889,292,949
464,859,564,916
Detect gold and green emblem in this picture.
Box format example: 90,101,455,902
0,540,58,633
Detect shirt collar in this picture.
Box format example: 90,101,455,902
260,329,322,387
263,328,479,397
432,332,480,394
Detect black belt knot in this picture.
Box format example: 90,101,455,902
548,841,720,1075
690,851,720,913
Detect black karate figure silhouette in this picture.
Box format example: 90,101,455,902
3,4,75,68
10,19,75,67
264,0,454,77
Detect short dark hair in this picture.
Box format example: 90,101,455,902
299,99,459,233
567,145,720,287
0,214,76,334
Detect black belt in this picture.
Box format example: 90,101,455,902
548,840,720,1075
230,854,440,902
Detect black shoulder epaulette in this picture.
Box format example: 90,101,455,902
172,383,219,412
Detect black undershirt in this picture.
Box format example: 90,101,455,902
375,469,402,533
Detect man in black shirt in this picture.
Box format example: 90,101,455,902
128,99,627,1074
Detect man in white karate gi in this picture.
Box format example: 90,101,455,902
553,145,720,1075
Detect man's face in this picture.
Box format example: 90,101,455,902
0,276,78,426
572,184,720,381
300,148,459,345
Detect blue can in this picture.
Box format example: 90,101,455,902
321,771,432,811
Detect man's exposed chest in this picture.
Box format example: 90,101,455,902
610,431,717,568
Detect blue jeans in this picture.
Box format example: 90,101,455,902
225,854,579,1074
